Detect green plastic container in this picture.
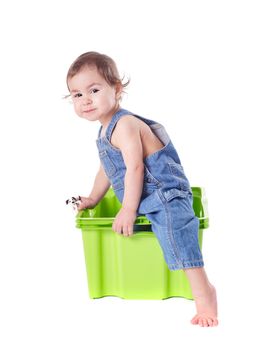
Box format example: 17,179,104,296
76,187,209,300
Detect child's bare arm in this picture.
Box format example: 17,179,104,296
77,163,111,210
111,116,144,236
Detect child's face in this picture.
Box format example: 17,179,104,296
67,65,122,123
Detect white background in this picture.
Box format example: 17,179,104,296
0,0,266,348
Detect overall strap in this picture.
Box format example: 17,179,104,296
105,108,134,142
105,108,159,142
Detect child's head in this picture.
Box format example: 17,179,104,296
66,52,129,90
66,52,130,122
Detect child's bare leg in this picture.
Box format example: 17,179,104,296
183,267,218,327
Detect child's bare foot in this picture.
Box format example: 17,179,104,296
191,284,218,327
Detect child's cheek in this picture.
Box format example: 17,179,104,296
74,104,81,117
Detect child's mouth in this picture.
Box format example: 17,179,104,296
83,108,96,113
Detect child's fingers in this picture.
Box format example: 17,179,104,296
127,225,133,236
112,221,124,235
77,197,93,210
77,201,86,210
122,225,133,236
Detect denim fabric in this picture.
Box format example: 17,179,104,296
96,108,204,270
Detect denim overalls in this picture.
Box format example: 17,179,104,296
96,108,204,270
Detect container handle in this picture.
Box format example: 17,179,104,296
133,224,152,232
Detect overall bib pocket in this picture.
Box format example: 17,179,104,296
99,150,117,177
144,165,160,187
142,165,161,197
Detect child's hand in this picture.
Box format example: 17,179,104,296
112,207,137,237
66,196,95,212
76,196,96,211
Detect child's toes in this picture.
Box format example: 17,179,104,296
198,317,208,327
213,318,219,326
191,314,219,327
191,315,199,325
207,318,214,327
197,318,203,327
202,318,209,327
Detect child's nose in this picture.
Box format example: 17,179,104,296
82,95,92,105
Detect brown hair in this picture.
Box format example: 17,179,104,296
66,51,130,91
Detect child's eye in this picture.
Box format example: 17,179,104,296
73,93,82,98
91,89,99,94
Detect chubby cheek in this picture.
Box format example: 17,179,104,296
105,95,117,109
74,104,83,118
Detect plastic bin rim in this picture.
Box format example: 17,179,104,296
76,216,209,230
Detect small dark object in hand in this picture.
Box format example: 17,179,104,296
66,196,81,211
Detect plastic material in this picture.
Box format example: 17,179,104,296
76,187,209,300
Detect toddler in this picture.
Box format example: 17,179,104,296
65,51,218,327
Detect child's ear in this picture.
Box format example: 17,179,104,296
115,82,123,100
